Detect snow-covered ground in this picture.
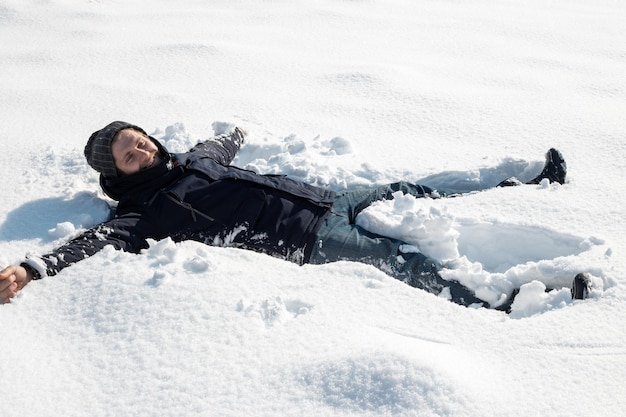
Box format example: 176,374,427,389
1,0,625,416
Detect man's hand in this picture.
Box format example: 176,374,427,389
0,265,32,304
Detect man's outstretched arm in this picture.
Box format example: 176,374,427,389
0,212,152,302
189,127,246,166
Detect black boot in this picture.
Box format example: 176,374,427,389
527,148,567,185
571,272,591,300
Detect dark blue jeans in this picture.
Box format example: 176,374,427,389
308,182,485,307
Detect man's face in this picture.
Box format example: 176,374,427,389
111,128,161,175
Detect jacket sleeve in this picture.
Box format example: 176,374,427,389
189,127,246,166
22,213,152,279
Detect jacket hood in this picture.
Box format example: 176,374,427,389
100,137,180,201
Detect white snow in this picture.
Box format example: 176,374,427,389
1,0,625,416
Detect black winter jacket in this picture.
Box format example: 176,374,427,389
25,133,335,278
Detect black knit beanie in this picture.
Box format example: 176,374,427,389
84,121,148,177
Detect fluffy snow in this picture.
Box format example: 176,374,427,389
1,0,625,416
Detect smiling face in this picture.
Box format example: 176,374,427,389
111,128,162,175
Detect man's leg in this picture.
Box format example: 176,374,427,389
332,181,441,223
309,211,486,307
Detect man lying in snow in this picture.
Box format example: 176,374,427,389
0,121,590,311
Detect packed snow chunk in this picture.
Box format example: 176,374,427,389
439,259,515,308
144,238,180,265
211,121,237,136
47,222,75,239
356,191,460,261
282,134,307,155
152,123,196,153
183,255,211,274
324,136,352,155
146,269,172,288
237,296,313,327
509,281,572,319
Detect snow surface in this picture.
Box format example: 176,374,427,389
1,0,625,416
